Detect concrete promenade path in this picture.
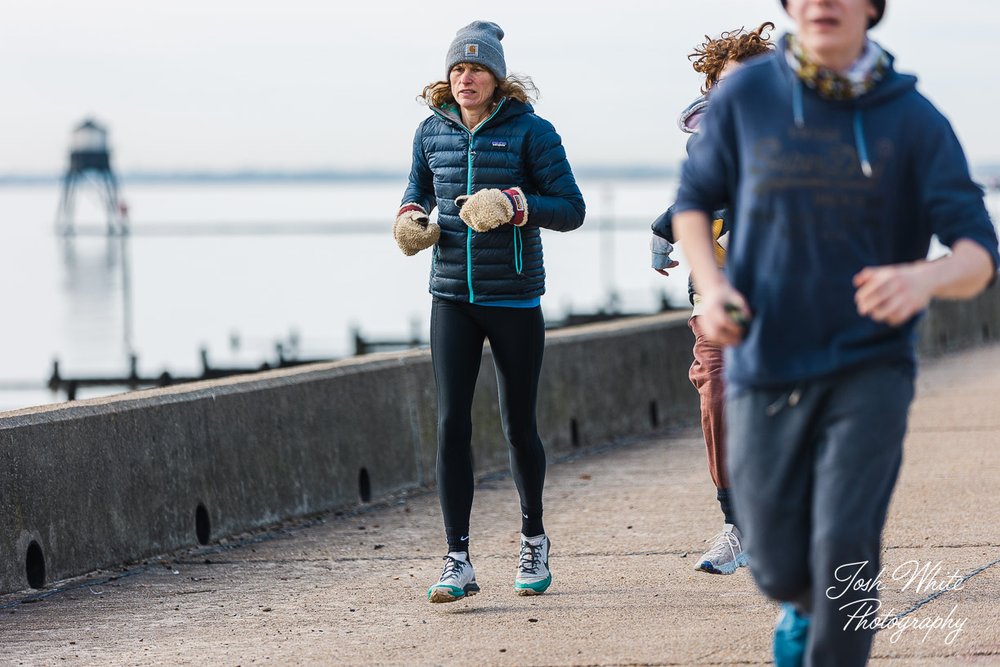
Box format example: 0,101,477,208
2,344,999,666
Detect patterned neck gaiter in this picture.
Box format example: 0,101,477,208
786,34,889,101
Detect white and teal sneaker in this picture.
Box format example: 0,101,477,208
695,523,748,575
427,552,479,603
514,533,551,596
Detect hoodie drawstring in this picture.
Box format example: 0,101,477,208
791,79,872,179
792,79,805,129
853,109,873,178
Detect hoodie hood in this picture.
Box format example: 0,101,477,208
776,33,916,111
775,33,917,177
677,95,709,134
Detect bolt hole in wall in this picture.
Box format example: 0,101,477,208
570,418,580,448
25,540,46,589
358,467,372,503
195,503,211,545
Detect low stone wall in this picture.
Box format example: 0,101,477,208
1,284,997,595
0,310,698,595
917,285,1000,356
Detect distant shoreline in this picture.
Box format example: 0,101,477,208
4,163,1000,187
0,166,681,187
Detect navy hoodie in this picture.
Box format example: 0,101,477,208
674,35,1000,389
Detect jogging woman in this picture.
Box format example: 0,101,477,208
394,20,585,604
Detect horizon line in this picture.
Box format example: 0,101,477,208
3,162,1000,186
0,165,680,186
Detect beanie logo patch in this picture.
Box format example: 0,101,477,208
464,44,479,58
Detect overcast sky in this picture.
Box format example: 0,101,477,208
3,0,998,174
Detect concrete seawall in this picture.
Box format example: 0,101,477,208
2,286,998,595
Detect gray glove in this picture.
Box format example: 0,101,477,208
456,187,527,232
393,204,440,256
651,236,678,272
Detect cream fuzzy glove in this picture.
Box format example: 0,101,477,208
456,187,528,232
393,204,440,256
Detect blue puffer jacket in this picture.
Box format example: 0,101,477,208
401,98,585,303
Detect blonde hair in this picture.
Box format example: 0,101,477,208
689,22,775,94
419,72,539,108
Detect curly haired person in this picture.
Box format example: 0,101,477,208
651,21,774,577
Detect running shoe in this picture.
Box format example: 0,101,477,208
427,552,479,603
514,533,552,595
695,523,748,575
773,602,810,667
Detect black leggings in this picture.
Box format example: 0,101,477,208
430,296,547,551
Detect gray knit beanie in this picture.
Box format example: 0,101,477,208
445,21,507,80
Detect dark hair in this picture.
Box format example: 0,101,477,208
419,71,538,108
689,22,775,94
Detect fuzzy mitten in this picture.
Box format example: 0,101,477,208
393,203,440,256
456,187,528,232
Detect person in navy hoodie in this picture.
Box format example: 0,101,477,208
394,21,585,604
671,1,999,665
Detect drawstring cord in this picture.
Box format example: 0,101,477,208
514,226,523,274
766,387,802,417
792,79,805,128
853,109,873,178
792,80,872,179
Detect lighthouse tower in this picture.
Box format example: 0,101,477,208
55,118,126,236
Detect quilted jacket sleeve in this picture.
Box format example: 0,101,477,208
521,117,585,232
400,122,436,213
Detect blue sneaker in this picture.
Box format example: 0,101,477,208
427,553,479,603
773,603,810,667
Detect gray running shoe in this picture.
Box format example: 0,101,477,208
514,533,552,595
427,552,479,603
695,523,748,575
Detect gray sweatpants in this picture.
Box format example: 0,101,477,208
726,361,915,667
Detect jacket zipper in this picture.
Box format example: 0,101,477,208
460,99,506,304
